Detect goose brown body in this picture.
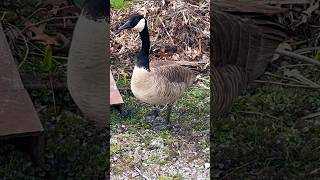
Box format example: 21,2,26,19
131,61,196,105
67,0,108,127
212,9,286,118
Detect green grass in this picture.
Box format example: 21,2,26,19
212,64,320,179
111,83,210,131
111,0,129,10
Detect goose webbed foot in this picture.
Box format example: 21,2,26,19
144,107,160,122
150,104,179,131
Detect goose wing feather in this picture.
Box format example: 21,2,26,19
212,10,286,117
150,61,196,87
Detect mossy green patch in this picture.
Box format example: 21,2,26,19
212,65,320,179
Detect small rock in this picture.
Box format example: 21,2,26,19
150,138,162,148
131,172,139,178
204,163,210,169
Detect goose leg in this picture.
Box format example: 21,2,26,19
164,104,173,124
151,103,176,131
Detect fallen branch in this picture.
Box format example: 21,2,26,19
275,49,320,66
264,72,302,84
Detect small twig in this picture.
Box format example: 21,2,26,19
158,18,174,44
134,166,151,180
196,77,210,83
301,112,320,120
220,160,257,179
264,72,304,84
48,5,74,14
1,11,6,21
23,8,48,23
48,73,57,114
27,41,45,53
197,83,209,90
6,23,29,68
16,30,29,69
275,49,320,66
294,46,320,54
278,63,313,70
254,80,320,89
22,16,78,32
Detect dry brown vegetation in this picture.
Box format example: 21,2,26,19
111,0,210,78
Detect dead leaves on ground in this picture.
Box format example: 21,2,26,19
3,1,80,50
111,0,210,78
24,21,60,45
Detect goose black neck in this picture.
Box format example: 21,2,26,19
136,25,150,70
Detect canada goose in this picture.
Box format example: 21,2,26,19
67,0,108,128
117,14,196,128
212,9,286,118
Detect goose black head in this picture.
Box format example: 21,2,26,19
118,14,146,32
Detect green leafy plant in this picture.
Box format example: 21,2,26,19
41,45,55,72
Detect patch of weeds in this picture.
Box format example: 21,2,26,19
122,156,134,165
150,155,168,166
176,88,210,117
158,130,172,140
163,146,178,159
110,144,122,155
116,74,130,87
113,164,125,174
158,175,184,180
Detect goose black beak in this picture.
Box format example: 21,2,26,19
117,21,132,30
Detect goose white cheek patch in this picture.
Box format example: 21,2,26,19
132,18,145,32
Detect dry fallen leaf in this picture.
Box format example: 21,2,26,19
24,21,59,45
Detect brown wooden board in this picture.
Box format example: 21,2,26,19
0,23,43,138
0,23,44,164
0,25,24,91
0,90,43,138
110,71,124,105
